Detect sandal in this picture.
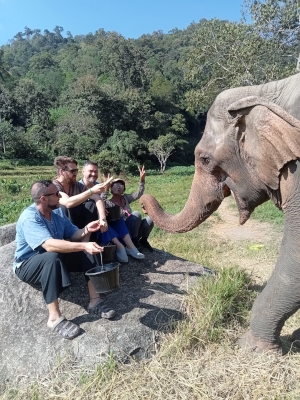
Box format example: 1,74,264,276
49,316,81,340
87,299,116,319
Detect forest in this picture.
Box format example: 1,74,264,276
0,0,299,173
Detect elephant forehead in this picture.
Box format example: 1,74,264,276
201,119,229,150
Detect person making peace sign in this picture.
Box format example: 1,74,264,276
102,166,154,252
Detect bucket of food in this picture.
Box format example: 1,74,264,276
85,262,120,293
106,205,121,223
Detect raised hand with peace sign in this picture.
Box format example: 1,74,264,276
138,165,146,182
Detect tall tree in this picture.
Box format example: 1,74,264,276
14,79,50,128
243,0,300,70
148,133,187,173
185,19,295,113
0,50,11,82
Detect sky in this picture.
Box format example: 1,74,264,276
0,0,246,46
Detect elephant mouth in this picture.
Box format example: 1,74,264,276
224,178,253,225
222,183,231,198
232,192,253,225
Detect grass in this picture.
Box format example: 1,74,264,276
3,164,298,399
251,200,284,226
3,266,300,399
169,267,255,349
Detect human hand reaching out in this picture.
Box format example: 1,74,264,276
100,219,108,233
84,242,104,255
86,220,101,233
92,176,114,194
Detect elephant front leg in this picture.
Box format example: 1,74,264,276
238,329,282,353
238,231,300,353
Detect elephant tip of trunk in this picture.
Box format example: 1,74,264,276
139,193,160,214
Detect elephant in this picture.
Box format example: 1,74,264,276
140,72,300,353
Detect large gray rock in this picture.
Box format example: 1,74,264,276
0,241,212,386
0,223,16,247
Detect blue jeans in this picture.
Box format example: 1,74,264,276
96,218,129,245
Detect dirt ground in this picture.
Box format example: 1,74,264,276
208,196,283,285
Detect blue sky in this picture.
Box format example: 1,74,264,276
0,0,246,45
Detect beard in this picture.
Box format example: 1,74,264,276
48,203,59,210
88,176,97,183
66,175,76,185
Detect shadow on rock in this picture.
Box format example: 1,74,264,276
58,248,213,331
0,242,211,383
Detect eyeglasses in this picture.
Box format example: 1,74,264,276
43,191,60,197
113,183,124,188
64,168,78,175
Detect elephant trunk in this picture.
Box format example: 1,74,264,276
140,163,229,233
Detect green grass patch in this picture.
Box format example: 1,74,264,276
170,267,254,350
0,170,54,225
229,198,284,227
251,200,284,226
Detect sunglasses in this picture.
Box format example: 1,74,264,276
64,168,78,175
113,183,124,188
43,191,60,197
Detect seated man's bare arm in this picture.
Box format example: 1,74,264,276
41,238,103,255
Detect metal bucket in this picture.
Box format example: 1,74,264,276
106,205,121,223
85,262,120,293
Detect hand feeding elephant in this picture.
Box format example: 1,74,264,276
140,72,300,353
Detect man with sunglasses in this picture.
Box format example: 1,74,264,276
53,156,109,232
14,180,116,340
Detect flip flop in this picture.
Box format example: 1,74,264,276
49,316,81,340
87,299,116,319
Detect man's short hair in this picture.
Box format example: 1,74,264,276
82,160,98,168
54,156,78,175
31,180,53,204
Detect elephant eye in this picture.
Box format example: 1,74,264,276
200,155,210,165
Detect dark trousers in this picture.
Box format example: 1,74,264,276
125,211,154,239
15,251,97,305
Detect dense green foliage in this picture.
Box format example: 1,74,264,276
0,1,299,170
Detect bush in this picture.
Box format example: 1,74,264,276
93,150,122,175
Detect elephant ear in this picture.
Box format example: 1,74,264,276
228,96,300,190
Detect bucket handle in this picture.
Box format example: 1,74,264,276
100,251,103,271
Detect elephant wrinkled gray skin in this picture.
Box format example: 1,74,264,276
140,73,300,353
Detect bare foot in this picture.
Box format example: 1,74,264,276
47,314,62,329
89,296,101,308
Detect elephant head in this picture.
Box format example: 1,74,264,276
141,93,300,352
141,95,300,228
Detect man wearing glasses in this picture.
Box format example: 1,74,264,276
14,180,115,340
52,156,110,231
